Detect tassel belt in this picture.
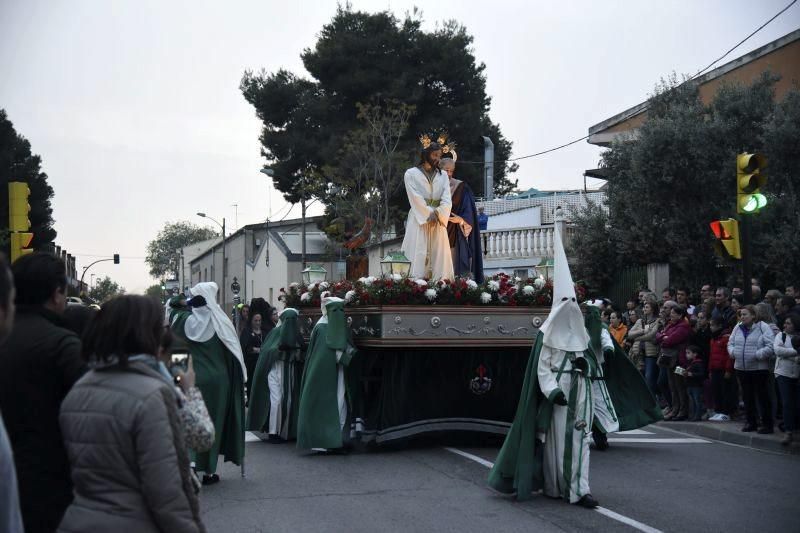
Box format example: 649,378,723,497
426,199,440,207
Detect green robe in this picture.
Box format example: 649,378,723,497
487,330,661,500
170,308,245,473
246,312,304,439
296,302,356,450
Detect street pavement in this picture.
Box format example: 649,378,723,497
199,425,800,533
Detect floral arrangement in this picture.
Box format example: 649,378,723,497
279,274,586,309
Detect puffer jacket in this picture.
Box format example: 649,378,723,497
58,358,205,533
727,321,775,372
774,332,799,379
628,317,661,358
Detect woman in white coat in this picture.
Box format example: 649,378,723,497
401,139,454,280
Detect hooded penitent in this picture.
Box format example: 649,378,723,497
245,308,302,434
538,223,589,353
183,282,247,381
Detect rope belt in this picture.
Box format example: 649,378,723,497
426,199,440,207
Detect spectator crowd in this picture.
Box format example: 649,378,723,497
604,281,800,446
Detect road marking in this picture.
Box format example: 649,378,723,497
615,429,654,435
595,506,663,533
444,447,664,533
607,437,709,444
245,431,263,443
443,447,496,468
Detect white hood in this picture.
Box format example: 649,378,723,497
538,223,589,352
182,282,247,381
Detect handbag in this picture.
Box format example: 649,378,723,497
657,346,678,368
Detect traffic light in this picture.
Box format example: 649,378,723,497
9,182,31,231
710,219,741,259
9,232,34,263
8,182,34,262
113,254,120,264
736,152,767,214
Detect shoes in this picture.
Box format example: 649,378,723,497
663,411,675,421
575,494,599,509
267,434,286,444
672,415,688,421
757,426,774,434
741,425,756,432
781,432,793,446
592,430,609,451
710,413,731,422
201,474,220,485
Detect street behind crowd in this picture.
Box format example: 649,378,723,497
200,425,800,533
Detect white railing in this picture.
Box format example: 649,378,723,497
483,226,555,260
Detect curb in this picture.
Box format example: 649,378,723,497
656,420,800,456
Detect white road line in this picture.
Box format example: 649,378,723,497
444,447,664,533
614,429,654,435
245,431,263,443
443,447,496,468
607,437,709,444
595,506,664,533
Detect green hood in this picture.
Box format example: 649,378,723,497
279,308,301,351
584,306,603,356
324,301,347,351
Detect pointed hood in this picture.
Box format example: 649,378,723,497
277,308,300,351
538,223,589,352
321,297,347,351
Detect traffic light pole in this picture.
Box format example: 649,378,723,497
740,216,753,305
79,257,118,297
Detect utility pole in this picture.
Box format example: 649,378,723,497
221,217,227,309
301,197,307,268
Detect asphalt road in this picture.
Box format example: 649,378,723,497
199,425,800,533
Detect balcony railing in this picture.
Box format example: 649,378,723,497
482,225,572,261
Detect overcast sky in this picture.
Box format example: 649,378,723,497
1,0,797,293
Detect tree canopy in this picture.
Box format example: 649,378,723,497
576,72,800,291
89,276,125,303
0,109,57,251
145,221,218,280
241,6,517,236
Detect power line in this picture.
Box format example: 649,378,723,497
456,0,797,166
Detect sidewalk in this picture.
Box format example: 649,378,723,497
657,419,800,456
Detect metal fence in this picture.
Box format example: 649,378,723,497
606,265,648,309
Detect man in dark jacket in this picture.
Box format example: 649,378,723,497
0,253,86,533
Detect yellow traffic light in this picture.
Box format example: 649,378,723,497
710,219,741,259
9,232,34,263
736,153,767,214
8,182,31,231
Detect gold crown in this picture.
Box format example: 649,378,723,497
419,132,457,160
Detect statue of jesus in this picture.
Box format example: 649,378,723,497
400,137,454,280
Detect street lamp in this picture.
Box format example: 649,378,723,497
197,212,227,309
380,251,412,278
301,264,327,285
260,167,318,268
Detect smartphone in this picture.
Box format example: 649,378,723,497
170,353,189,371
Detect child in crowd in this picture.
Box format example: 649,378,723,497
685,345,706,421
708,317,734,421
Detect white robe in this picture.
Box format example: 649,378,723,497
400,166,454,280
537,345,594,503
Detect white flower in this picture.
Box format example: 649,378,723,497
415,278,429,287
300,292,311,302
480,292,492,304
391,273,402,282
514,276,522,282
320,291,330,299
466,279,478,289
345,290,356,302
425,288,437,301
534,277,545,289
359,276,375,287
488,280,500,292
319,281,329,290
523,285,535,295
289,282,300,289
